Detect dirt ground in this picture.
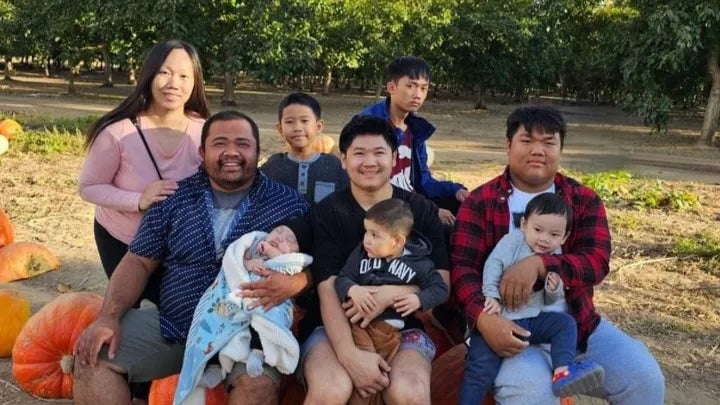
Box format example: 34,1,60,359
0,73,719,404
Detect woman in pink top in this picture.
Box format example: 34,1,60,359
79,39,210,308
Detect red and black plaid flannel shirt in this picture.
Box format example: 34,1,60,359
450,168,610,351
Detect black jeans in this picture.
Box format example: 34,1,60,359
93,219,164,307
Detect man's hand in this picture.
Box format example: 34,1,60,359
482,297,501,315
475,312,529,357
456,188,470,202
240,270,306,311
500,255,545,311
338,348,391,397
438,208,456,225
73,315,121,367
393,293,421,317
347,286,378,315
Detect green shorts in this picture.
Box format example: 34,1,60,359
99,307,281,386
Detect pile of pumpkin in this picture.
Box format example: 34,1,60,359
0,118,22,156
0,208,72,397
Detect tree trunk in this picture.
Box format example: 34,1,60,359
221,70,237,106
44,59,50,77
473,85,487,110
322,67,332,96
373,77,384,101
127,62,137,85
101,45,113,87
68,65,80,94
3,55,11,80
699,48,720,147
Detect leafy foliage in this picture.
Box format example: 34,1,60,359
8,128,84,155
582,170,700,211
672,231,720,258
581,170,633,203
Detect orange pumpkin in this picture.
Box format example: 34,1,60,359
0,290,31,357
0,242,60,282
0,118,23,140
0,209,14,248
0,134,8,155
310,134,335,154
12,292,103,398
149,373,228,405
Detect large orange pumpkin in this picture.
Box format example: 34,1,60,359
149,373,228,405
0,289,30,357
0,209,14,248
0,118,23,140
12,292,103,399
0,241,60,282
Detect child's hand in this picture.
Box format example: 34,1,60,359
393,294,421,317
546,272,561,292
347,286,378,315
483,297,501,314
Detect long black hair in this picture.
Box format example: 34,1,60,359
84,39,210,149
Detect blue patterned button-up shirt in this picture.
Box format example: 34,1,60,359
129,169,309,342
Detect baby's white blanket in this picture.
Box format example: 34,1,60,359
174,231,312,405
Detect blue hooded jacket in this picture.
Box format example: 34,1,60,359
360,97,465,199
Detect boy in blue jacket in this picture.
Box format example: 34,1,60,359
359,56,468,226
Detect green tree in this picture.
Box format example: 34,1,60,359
623,1,720,146
556,2,636,102
349,0,453,98
192,0,318,105
0,0,17,80
312,0,363,95
441,0,535,107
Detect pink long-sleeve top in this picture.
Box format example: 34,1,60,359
79,117,205,244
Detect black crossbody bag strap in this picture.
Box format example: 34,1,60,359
130,116,163,180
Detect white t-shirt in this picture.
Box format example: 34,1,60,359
507,183,555,232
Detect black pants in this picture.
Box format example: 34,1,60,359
93,219,164,307
93,219,165,399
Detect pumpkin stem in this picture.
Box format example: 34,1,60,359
60,355,75,374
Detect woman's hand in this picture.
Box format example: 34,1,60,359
138,180,178,211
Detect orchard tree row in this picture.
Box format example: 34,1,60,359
0,0,718,145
